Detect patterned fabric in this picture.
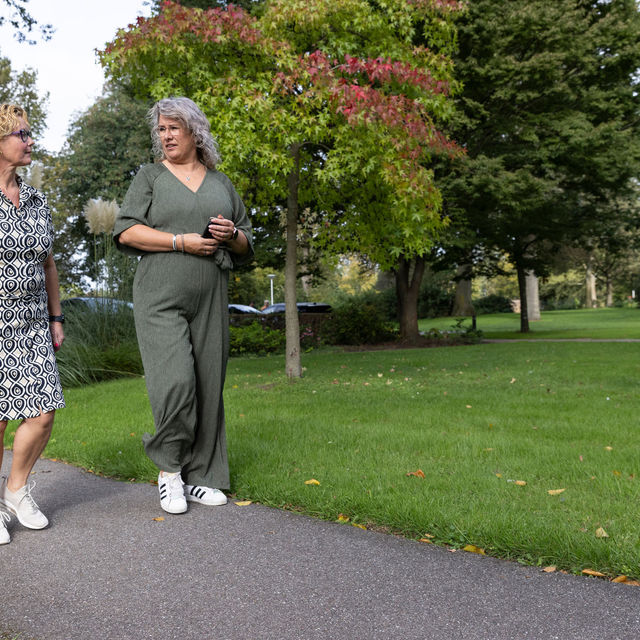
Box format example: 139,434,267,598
0,176,65,420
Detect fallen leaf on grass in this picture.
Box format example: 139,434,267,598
510,378,516,384
612,575,628,583
152,517,165,522
514,480,527,486
406,469,425,478
542,566,557,573
466,405,472,409
595,527,609,538
605,446,613,451
612,470,621,476
463,545,486,555
548,489,566,496
234,500,252,506
304,478,320,485
582,569,606,577
337,514,350,523
352,523,366,530
419,538,433,544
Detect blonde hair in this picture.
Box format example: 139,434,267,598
0,104,28,138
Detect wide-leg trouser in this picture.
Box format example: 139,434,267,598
133,252,230,490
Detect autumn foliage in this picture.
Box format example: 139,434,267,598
101,0,462,221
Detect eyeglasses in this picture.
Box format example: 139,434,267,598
8,129,32,143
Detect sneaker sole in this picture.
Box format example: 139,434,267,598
0,499,48,530
185,494,227,506
160,501,188,514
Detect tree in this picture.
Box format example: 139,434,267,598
0,53,47,139
442,0,640,332
150,0,263,12
0,0,53,43
44,85,153,292
101,0,461,375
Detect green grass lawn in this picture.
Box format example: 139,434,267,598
5,336,639,580
420,307,640,340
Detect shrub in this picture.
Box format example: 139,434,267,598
418,280,454,318
473,294,513,314
229,321,285,356
326,288,397,322
319,302,397,345
56,304,142,387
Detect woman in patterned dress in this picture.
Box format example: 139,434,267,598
0,104,65,545
113,97,253,515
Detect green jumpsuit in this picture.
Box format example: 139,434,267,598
113,163,253,490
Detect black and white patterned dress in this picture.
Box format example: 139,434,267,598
0,176,65,420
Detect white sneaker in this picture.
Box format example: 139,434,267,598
184,484,227,506
0,479,48,530
158,472,187,514
0,510,10,544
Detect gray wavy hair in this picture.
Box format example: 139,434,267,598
148,97,221,169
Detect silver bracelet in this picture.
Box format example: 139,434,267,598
172,235,177,251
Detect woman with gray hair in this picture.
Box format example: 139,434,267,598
113,97,253,514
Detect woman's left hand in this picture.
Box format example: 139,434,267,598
50,323,65,352
207,215,236,242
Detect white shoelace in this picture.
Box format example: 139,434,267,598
0,510,10,527
163,473,184,501
21,481,41,514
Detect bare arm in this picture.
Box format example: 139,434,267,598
118,224,220,256
120,221,249,256
44,254,64,351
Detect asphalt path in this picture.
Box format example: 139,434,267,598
1,451,639,640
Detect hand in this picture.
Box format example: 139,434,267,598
181,232,220,256
50,323,64,352
207,214,236,243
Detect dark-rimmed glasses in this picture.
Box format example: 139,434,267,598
8,129,32,143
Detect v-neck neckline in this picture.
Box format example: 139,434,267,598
162,162,208,194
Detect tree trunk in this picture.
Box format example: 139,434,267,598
300,245,312,295
516,261,530,333
285,144,302,379
395,256,425,342
585,254,597,308
525,270,541,321
605,277,614,307
451,265,475,316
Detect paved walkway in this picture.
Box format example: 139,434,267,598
1,451,639,640
483,338,640,342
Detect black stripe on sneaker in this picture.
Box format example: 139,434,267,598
195,488,206,499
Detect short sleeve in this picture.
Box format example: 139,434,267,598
112,164,158,257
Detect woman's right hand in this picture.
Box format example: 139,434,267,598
181,233,220,256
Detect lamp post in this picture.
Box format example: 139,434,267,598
268,274,276,306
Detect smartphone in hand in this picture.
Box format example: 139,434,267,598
202,220,213,239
